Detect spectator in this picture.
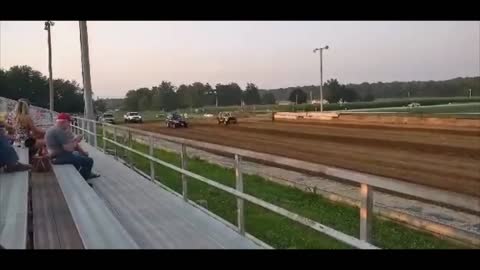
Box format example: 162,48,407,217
0,121,32,172
12,99,46,156
45,113,99,180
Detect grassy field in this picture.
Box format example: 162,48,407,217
109,97,480,121
350,102,480,114
100,132,467,249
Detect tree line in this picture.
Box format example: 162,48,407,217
122,81,277,111
268,76,479,102
0,65,86,113
1,65,477,114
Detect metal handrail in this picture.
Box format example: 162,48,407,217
72,117,380,249
84,119,479,214
71,116,480,248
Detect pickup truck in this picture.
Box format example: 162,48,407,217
124,112,143,123
100,112,115,124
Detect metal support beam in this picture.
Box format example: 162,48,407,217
235,154,245,235
181,144,188,201
360,183,373,242
149,135,155,182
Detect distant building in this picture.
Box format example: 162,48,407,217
278,101,293,106
311,99,329,105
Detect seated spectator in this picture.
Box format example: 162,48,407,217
11,99,46,156
0,121,32,172
45,113,99,180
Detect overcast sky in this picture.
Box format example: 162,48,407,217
1,21,479,98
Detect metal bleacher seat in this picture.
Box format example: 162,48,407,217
51,163,138,249
0,147,29,249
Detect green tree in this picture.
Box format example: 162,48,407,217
151,81,177,111
363,90,375,101
261,92,276,104
135,87,152,110
215,83,243,106
288,88,307,104
243,83,261,105
94,99,107,113
124,90,139,111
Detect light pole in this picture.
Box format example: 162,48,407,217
206,90,218,107
313,45,329,112
44,21,55,111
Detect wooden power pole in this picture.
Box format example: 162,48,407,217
79,21,94,121
79,21,95,143
45,21,55,111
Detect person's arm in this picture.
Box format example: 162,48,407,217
75,144,88,156
63,141,76,152
4,122,14,134
59,130,76,152
28,117,45,137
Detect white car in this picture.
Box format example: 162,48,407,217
124,112,143,123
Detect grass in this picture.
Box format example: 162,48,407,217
110,97,480,121
350,102,480,114
98,132,468,249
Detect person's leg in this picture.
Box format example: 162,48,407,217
0,135,18,166
0,135,31,172
51,152,80,170
72,152,94,179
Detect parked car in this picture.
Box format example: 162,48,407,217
166,112,188,128
100,112,115,124
124,112,143,123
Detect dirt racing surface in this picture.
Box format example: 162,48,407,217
127,117,480,197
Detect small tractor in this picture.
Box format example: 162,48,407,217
217,112,237,125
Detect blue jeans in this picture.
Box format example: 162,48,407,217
0,135,19,167
52,151,93,180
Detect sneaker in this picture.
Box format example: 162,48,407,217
5,162,32,172
86,173,100,180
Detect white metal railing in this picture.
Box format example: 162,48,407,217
71,116,480,249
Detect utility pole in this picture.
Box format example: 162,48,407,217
45,21,55,111
469,89,472,98
314,46,329,112
79,21,95,142
0,21,2,69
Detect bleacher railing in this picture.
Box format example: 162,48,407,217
71,116,480,249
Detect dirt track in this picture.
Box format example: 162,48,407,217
127,118,480,197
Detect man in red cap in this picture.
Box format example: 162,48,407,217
45,113,99,180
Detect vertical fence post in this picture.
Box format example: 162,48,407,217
93,120,98,148
113,126,118,160
149,135,155,182
181,144,188,201
360,183,373,242
102,122,106,153
128,130,133,168
74,118,78,135
72,118,76,135
234,154,245,235
80,118,84,137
